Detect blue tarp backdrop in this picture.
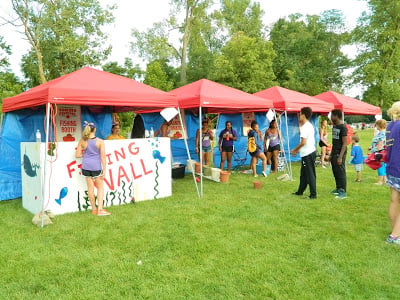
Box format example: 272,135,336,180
141,112,321,169
0,107,112,201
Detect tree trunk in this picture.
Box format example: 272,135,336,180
180,3,192,85
35,46,47,84
12,0,47,83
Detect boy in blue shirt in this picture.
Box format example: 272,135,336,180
350,134,364,182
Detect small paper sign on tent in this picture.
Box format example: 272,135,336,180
375,114,382,120
160,107,179,122
266,109,275,122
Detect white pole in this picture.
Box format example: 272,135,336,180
199,106,203,197
177,108,200,198
40,103,51,228
284,111,293,180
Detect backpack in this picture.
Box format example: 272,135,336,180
247,134,257,153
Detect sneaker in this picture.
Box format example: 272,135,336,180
292,192,302,196
97,209,111,216
262,171,267,177
307,195,317,200
254,174,258,178
387,235,400,245
331,189,340,195
335,191,347,199
322,165,326,169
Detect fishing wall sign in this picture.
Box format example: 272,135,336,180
21,138,172,215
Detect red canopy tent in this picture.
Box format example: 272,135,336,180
0,67,194,205
2,67,177,113
169,79,274,113
254,86,334,179
169,79,275,196
254,86,334,113
313,91,382,115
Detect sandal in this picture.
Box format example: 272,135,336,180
92,209,98,215
355,179,361,182
97,209,111,216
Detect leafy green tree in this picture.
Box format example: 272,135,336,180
213,0,264,39
0,36,11,69
187,0,265,82
144,60,177,91
209,32,276,93
102,58,143,80
352,0,400,109
131,0,212,85
186,5,219,82
0,72,24,102
0,36,24,106
11,0,115,85
270,11,349,95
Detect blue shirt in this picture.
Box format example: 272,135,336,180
387,120,400,178
350,144,364,164
248,130,263,151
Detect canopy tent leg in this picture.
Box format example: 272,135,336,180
40,103,51,228
199,106,203,197
275,110,291,178
177,108,200,198
283,111,293,180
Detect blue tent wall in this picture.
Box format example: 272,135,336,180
214,113,269,168
140,112,320,169
216,113,320,166
0,106,112,201
141,111,198,164
280,113,320,162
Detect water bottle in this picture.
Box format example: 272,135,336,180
36,130,41,143
150,127,154,138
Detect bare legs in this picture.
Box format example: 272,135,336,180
389,188,400,236
85,176,109,215
376,175,387,185
95,176,104,211
266,150,279,173
85,177,97,211
356,171,361,182
198,151,211,166
320,146,326,167
251,153,267,177
220,151,233,171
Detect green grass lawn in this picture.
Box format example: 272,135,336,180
1,129,399,299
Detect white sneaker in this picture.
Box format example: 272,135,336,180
262,171,267,177
254,174,258,178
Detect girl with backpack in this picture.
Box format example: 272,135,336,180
248,121,267,177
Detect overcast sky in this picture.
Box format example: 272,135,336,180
0,0,369,94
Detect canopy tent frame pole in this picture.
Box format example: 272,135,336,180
199,106,203,197
40,103,51,228
283,111,293,180
275,110,291,178
177,108,200,198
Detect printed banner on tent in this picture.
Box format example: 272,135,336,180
242,112,255,136
167,109,187,139
21,138,172,215
55,105,82,142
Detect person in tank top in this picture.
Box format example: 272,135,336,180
76,121,111,216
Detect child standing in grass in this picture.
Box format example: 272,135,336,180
350,134,363,182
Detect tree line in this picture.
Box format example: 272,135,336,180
1,0,399,111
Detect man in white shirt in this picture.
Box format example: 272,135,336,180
291,107,317,199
